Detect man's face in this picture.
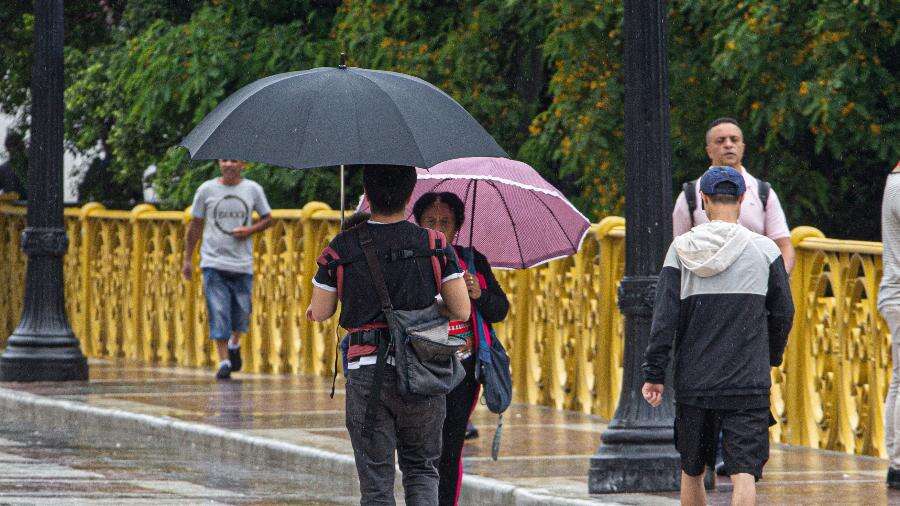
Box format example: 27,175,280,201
219,159,245,177
705,123,745,168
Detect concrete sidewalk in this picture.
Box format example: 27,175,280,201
0,359,895,505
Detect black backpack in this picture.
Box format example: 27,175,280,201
683,177,770,226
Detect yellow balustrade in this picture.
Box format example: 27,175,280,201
0,194,25,343
774,227,888,456
0,200,889,456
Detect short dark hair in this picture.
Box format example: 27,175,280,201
707,193,741,205
342,211,370,231
707,117,741,131
363,165,417,215
412,192,466,230
705,117,742,143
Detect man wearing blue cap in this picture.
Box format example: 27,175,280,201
642,166,794,505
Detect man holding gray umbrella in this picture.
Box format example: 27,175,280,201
178,57,507,503
308,165,470,505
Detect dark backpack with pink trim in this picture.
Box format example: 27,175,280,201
316,224,450,302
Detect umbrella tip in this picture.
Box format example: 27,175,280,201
339,52,347,69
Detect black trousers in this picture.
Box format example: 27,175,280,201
438,355,480,506
345,364,446,505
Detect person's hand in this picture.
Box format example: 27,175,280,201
231,226,253,240
181,260,193,280
464,272,481,300
642,382,664,407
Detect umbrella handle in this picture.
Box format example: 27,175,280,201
340,164,345,230
469,179,477,248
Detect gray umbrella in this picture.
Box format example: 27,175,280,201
179,61,507,169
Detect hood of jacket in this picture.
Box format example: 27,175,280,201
673,221,753,278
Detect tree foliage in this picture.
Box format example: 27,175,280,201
529,0,897,239
0,0,896,239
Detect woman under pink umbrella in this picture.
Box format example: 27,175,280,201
413,192,509,506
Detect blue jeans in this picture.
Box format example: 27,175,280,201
202,268,253,341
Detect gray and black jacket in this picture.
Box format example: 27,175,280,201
642,221,794,400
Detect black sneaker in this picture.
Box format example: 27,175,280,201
228,346,242,372
888,467,900,488
465,426,479,440
216,362,232,380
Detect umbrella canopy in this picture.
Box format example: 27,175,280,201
358,158,591,269
179,65,507,169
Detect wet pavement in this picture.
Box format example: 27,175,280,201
2,359,900,504
0,419,346,504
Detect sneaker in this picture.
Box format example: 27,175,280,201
216,362,232,380
888,467,900,488
465,426,479,440
228,346,242,372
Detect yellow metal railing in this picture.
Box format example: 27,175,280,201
0,200,888,456
772,227,887,456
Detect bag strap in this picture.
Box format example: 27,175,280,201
330,327,340,399
683,180,697,227
758,179,770,211
356,223,393,441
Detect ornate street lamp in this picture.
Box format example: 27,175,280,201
0,0,88,381
589,0,679,492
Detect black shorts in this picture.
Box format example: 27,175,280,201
674,403,771,480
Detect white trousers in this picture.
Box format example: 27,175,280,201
882,306,900,468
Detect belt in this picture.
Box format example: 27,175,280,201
347,328,390,347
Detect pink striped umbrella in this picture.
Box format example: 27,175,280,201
358,157,590,269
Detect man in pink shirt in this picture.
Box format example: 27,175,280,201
673,118,795,273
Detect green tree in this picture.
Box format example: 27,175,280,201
1,1,896,239
335,0,552,173
529,0,898,239
67,2,340,209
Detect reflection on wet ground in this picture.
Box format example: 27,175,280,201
3,359,900,504
0,419,349,504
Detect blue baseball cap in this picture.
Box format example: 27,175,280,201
699,166,745,196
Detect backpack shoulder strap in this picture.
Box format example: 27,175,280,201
357,224,393,313
758,179,771,211
683,180,698,226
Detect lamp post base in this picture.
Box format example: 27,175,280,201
589,427,681,493
0,340,88,382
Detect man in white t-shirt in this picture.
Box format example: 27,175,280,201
673,118,795,273
182,159,272,379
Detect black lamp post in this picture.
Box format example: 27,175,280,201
0,0,88,381
588,0,680,492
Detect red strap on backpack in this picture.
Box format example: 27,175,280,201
319,230,449,302
316,246,344,301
